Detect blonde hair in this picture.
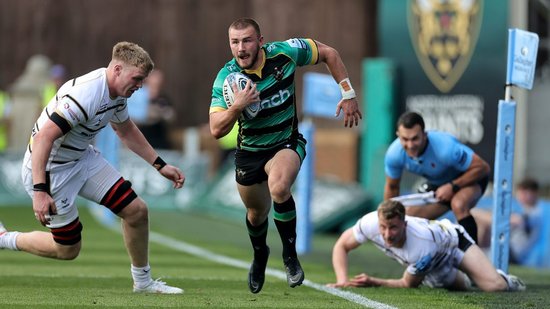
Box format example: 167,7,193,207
112,41,154,73
377,200,406,221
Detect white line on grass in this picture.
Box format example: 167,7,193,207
149,231,398,309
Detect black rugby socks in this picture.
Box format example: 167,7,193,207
246,217,269,256
459,215,478,243
273,196,297,259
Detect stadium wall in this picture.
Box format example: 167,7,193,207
0,0,377,129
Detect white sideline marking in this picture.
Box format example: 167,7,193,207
150,231,398,309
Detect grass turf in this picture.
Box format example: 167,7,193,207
0,205,549,308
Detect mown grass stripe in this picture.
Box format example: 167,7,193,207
148,231,398,309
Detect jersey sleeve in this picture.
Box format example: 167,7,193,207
282,38,319,66
210,68,231,114
439,134,474,172
384,138,404,179
352,212,378,244
51,95,85,134
52,81,102,134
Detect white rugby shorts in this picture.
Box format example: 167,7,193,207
22,145,121,228
421,246,465,288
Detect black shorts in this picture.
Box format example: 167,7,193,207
234,136,306,186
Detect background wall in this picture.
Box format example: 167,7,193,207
0,0,377,128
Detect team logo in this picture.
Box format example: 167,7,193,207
236,168,246,179
273,66,284,81
408,0,483,93
63,103,80,122
58,198,69,210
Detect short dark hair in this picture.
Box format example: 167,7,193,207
397,111,425,130
517,177,539,192
229,18,261,37
377,200,406,221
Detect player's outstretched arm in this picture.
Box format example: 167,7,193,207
327,228,361,287
112,118,157,158
111,119,184,189
315,40,362,128
348,271,424,288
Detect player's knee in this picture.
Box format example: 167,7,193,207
120,198,149,226
101,178,138,214
56,243,81,260
247,206,271,224
269,182,291,202
450,200,470,216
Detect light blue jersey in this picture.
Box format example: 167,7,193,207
384,131,474,185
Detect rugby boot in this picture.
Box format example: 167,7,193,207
133,278,183,294
497,269,526,291
283,256,304,288
248,246,270,293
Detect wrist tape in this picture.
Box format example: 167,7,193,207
339,78,356,100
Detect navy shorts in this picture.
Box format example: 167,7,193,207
234,136,306,186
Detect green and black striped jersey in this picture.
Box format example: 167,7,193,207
210,38,319,152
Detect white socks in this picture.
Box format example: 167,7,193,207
131,264,153,288
0,231,20,251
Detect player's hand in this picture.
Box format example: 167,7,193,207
348,273,375,287
435,183,454,202
335,98,362,128
32,191,57,226
326,281,352,288
232,80,260,109
159,164,185,189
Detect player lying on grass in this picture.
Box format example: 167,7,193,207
328,200,525,292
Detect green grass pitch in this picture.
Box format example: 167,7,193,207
1,205,549,308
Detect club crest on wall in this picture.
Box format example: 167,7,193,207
408,0,483,93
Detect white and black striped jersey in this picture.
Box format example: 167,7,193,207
24,68,129,170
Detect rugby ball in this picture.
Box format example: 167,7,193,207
222,72,261,119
